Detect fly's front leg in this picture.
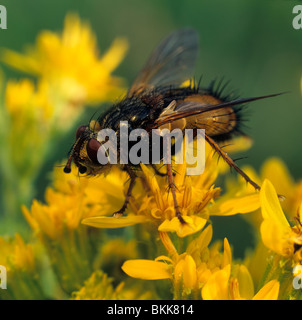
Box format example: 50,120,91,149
113,166,136,218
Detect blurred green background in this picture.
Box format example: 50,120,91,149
0,0,301,257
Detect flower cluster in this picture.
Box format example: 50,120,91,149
11,139,302,300
0,13,128,219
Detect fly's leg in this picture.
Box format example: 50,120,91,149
166,163,186,224
113,166,136,218
163,131,186,224
204,133,261,190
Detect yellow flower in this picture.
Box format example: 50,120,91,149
72,269,156,300
261,158,302,218
82,147,219,236
5,78,52,120
196,138,262,219
71,270,124,300
0,234,45,300
209,164,261,217
260,179,302,262
139,162,214,237
22,164,133,294
1,13,128,107
202,263,280,300
83,160,217,237
98,239,139,283
226,157,302,229
83,140,261,237
122,228,233,299
0,13,128,217
23,164,129,239
0,234,35,273
3,79,52,184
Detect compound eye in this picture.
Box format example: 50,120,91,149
76,125,87,139
86,138,101,164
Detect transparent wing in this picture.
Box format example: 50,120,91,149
128,28,199,96
153,93,284,128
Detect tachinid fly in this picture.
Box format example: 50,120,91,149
64,28,282,223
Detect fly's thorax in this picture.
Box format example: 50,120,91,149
97,97,153,133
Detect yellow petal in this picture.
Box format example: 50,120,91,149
211,193,260,216
221,136,253,154
140,163,165,211
236,265,254,300
174,162,187,187
122,259,171,280
158,216,207,238
197,264,212,286
202,265,231,300
174,259,185,283
1,49,40,74
186,225,213,256
223,238,232,268
182,177,192,208
260,179,289,227
196,224,213,250
81,214,148,228
100,38,129,72
183,255,197,290
260,219,289,256
252,280,279,300
159,232,178,259
261,158,294,197
21,205,39,233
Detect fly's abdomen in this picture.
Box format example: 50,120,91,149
159,93,238,139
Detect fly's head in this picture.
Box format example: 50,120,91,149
63,121,112,176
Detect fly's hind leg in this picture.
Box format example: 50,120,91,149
163,133,186,225
113,165,136,218
204,133,261,190
166,162,186,225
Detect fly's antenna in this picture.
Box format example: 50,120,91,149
63,154,73,173
63,134,84,173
